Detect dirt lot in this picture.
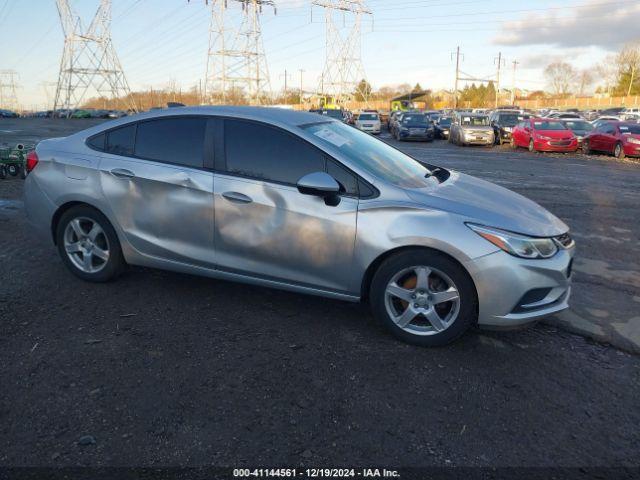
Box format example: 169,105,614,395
0,118,639,472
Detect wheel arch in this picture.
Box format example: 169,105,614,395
51,201,109,245
360,245,478,305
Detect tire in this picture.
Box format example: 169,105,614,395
510,138,517,149
7,164,18,176
614,142,625,159
370,249,478,347
55,205,126,282
0,165,6,179
20,165,26,179
582,140,591,155
528,139,536,152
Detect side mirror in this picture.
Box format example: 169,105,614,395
297,172,341,206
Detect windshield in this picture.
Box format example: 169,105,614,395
461,116,489,126
497,114,522,126
402,114,429,126
358,113,379,121
533,121,567,131
438,118,452,126
301,122,433,189
620,124,640,134
563,121,593,131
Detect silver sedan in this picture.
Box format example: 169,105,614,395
24,106,575,346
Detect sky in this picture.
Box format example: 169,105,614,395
1,0,639,110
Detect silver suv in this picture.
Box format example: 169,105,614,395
24,106,574,346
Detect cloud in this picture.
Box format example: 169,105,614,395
493,0,640,50
519,48,590,69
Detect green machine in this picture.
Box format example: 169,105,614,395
0,143,34,179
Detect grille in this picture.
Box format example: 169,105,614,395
550,140,571,146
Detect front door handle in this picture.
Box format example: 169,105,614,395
222,191,253,204
110,168,135,179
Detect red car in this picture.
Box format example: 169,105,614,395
511,118,578,153
582,121,640,159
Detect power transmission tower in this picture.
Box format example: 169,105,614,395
510,60,520,105
313,0,371,107
53,0,135,115
0,70,20,111
203,0,275,105
494,52,504,108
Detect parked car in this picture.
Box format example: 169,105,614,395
0,109,19,118
435,116,452,139
621,108,640,121
559,119,594,147
310,108,345,122
392,112,434,141
450,113,494,146
511,118,578,153
387,110,404,133
582,121,640,159
354,112,381,134
549,112,582,120
23,106,575,347
71,109,93,119
489,110,528,145
591,116,621,130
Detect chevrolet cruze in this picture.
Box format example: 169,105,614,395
24,106,575,346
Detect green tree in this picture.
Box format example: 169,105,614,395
354,79,372,101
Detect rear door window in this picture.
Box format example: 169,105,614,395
134,117,207,168
106,124,136,156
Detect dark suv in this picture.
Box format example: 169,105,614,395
489,111,528,145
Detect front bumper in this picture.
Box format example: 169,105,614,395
358,125,381,134
464,247,574,328
464,135,494,145
623,143,640,157
399,129,434,141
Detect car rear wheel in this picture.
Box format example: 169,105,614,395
370,249,477,347
56,205,125,282
582,139,591,155
614,142,625,159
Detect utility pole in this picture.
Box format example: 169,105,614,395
494,51,503,108
313,0,371,107
298,68,305,105
54,0,135,114
628,64,636,97
511,60,519,105
0,70,20,111
203,0,275,105
280,68,291,95
451,46,462,108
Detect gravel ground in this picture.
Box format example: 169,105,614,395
0,118,639,472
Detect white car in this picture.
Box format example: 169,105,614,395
355,112,381,134
621,108,640,121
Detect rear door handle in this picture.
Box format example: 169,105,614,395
110,168,135,179
222,191,253,204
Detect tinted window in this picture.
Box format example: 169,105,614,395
87,133,105,151
106,124,136,156
135,117,206,168
326,159,358,196
224,120,324,184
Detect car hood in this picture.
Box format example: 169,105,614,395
536,129,574,139
406,172,568,237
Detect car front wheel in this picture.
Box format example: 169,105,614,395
528,138,536,152
370,249,477,346
582,139,591,155
56,205,125,282
614,142,625,159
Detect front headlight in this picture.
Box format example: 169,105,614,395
536,134,552,140
467,224,558,259
626,137,640,145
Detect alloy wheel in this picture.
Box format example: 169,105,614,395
63,217,110,274
384,266,461,336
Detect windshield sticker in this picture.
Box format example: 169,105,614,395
313,127,349,147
